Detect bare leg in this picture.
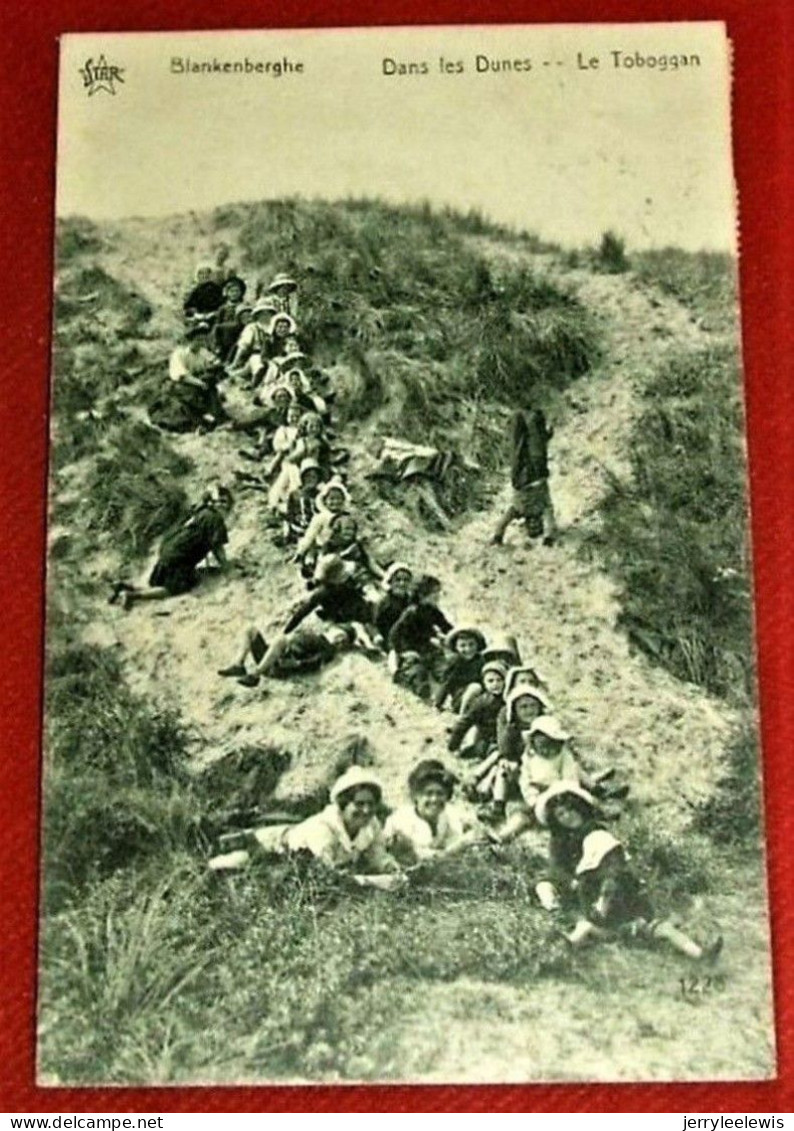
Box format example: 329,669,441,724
219,626,263,677
459,682,482,714
566,918,609,947
255,631,291,676
208,849,251,871
651,919,721,961
122,586,170,608
490,505,521,545
535,880,560,911
353,622,378,652
542,494,559,543
490,807,531,844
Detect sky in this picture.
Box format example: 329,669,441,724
57,23,737,251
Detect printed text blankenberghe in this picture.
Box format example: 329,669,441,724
170,57,304,76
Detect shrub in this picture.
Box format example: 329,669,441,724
43,643,200,910
693,721,763,848
596,230,629,273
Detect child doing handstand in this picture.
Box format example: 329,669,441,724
491,409,558,546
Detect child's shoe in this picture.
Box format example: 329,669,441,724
237,673,261,688
699,936,724,965
218,664,247,678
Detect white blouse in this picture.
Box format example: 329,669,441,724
383,803,471,863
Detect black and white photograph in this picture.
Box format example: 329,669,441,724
40,23,774,1084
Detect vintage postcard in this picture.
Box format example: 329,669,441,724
40,23,774,1085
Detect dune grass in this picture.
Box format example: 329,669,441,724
633,247,738,333
233,198,600,483
586,250,759,846
39,627,737,1084
589,338,749,699
52,244,193,556
38,212,766,1084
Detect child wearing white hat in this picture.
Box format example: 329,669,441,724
209,766,401,887
534,784,723,962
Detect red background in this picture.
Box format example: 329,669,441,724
2,0,792,1113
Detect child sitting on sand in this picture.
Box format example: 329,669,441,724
447,659,508,760
496,683,554,762
278,458,323,547
265,272,299,318
319,513,385,585
212,278,247,362
281,555,375,646
268,412,332,513
183,263,224,322
533,783,722,962
152,323,227,433
373,563,414,645
491,408,558,546
227,299,279,379
294,479,352,570
434,626,487,712
218,621,356,685
484,709,626,843
265,401,303,476
388,575,453,701
263,312,300,364
466,684,554,831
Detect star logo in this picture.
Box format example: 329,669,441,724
79,55,125,96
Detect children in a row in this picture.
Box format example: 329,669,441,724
207,759,720,963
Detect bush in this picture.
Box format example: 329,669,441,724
596,230,629,273
693,721,763,848
43,643,200,910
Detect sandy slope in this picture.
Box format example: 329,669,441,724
62,212,774,1082
81,218,737,834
